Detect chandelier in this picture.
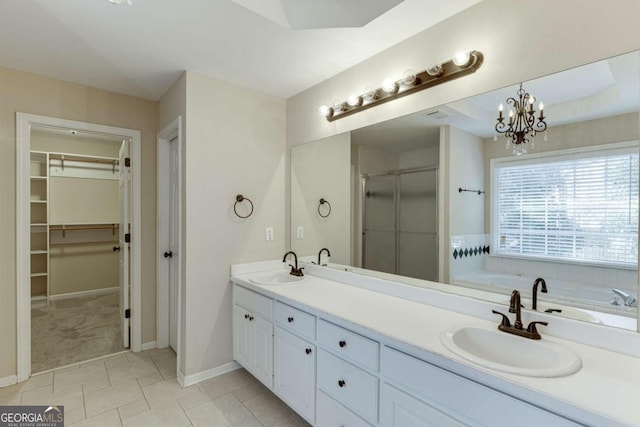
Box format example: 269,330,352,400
495,83,547,155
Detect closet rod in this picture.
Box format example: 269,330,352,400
49,153,119,166
49,223,119,237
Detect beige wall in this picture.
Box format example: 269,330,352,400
286,0,640,147
291,134,352,264
181,71,286,377
0,66,158,379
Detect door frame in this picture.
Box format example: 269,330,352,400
156,117,183,377
16,113,143,382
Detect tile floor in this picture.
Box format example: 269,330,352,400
0,349,311,427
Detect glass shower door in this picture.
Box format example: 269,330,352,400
398,170,438,281
363,175,396,274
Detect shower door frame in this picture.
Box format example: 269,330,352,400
361,166,439,279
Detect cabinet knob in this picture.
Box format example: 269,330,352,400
287,316,294,323
338,379,346,388
244,314,249,319
339,340,346,348
163,251,173,258
305,348,312,355
113,246,121,252
249,315,254,321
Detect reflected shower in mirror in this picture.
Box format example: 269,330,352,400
290,50,639,331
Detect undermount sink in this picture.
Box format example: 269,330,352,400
440,325,582,378
250,271,307,286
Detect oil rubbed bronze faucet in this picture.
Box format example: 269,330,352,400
492,290,548,340
317,248,331,266
282,251,304,277
532,277,548,311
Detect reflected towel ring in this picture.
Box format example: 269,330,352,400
318,198,332,218
234,194,254,218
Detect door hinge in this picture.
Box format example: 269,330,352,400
124,157,131,167
125,309,131,319
125,233,131,243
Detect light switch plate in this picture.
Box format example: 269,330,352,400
296,226,304,239
265,227,274,241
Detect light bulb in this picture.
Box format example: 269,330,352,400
362,86,377,101
508,109,514,118
452,51,471,67
539,101,544,110
318,105,333,117
529,96,535,104
401,69,417,86
382,78,398,94
498,103,503,112
347,94,362,107
333,100,347,112
426,64,443,77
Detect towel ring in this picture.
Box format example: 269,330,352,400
318,198,332,218
234,194,254,219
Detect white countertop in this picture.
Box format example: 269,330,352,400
231,262,640,426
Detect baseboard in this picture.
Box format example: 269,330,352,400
180,361,241,387
0,375,18,388
141,341,157,351
49,287,118,301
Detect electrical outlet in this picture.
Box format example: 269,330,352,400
265,227,274,241
296,226,304,239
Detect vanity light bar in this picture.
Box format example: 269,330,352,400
320,50,484,122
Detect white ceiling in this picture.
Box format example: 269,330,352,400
0,0,480,100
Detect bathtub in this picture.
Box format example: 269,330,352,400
453,270,637,324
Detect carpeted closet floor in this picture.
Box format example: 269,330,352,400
31,291,126,373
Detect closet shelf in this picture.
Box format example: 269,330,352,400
49,223,119,238
31,250,48,255
30,200,47,204
30,176,47,180
30,272,48,278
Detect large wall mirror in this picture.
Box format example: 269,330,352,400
291,50,639,331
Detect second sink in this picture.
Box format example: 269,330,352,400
440,324,582,378
250,271,307,286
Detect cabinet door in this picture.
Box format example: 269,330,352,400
274,327,315,423
233,305,252,369
252,313,274,388
382,384,468,427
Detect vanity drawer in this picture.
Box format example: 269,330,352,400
382,346,577,426
234,285,273,320
275,301,316,340
318,319,379,371
317,349,379,423
317,390,372,427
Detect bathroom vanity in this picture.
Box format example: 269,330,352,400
231,261,640,426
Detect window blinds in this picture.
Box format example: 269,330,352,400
495,146,639,266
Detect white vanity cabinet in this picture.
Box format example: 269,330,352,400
231,279,607,427
233,286,274,388
273,302,317,423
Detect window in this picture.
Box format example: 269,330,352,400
492,143,639,267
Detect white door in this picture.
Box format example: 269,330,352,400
168,138,179,351
119,140,131,348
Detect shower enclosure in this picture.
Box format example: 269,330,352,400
362,168,438,281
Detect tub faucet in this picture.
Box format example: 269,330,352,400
317,248,331,266
532,278,548,311
491,289,548,340
611,289,637,307
282,251,304,277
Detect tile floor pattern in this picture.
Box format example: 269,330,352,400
0,349,312,427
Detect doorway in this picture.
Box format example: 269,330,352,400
156,117,182,366
16,113,142,381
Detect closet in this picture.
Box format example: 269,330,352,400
30,149,121,304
